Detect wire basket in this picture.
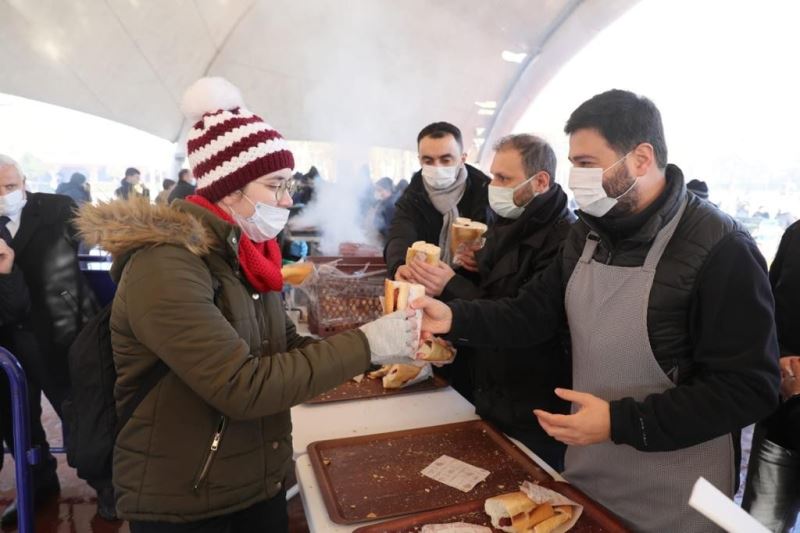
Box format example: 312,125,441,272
301,257,386,337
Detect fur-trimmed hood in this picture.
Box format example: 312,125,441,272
74,197,214,260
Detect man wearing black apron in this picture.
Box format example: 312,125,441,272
413,90,781,532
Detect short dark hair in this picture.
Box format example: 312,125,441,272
162,178,176,190
375,177,394,192
493,134,557,184
417,122,463,151
564,89,668,169
125,167,140,177
178,169,190,180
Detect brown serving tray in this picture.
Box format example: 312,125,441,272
307,420,553,525
306,374,449,404
353,481,630,532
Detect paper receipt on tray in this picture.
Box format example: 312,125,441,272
420,523,492,533
421,455,490,492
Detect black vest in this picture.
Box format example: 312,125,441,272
560,165,741,383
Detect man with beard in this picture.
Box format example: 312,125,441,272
412,90,780,532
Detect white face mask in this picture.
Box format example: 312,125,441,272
568,154,637,217
488,177,539,219
0,189,25,217
231,195,290,242
421,164,459,189
188,178,198,187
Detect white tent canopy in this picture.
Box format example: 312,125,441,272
0,0,636,158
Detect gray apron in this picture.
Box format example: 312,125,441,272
563,199,734,532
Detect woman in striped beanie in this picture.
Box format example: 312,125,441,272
75,77,421,531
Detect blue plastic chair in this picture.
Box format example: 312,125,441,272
0,347,40,533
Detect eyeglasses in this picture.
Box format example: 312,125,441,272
261,179,298,203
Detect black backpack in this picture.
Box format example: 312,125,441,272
62,302,168,481
63,272,221,481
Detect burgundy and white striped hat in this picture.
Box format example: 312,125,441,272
180,77,295,202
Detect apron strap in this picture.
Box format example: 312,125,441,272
642,196,689,273
579,232,601,264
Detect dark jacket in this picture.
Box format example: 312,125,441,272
439,184,575,467
447,165,781,454
762,395,800,453
56,182,91,205
767,216,800,456
770,220,800,356
384,164,491,277
373,196,397,241
115,179,150,201
76,199,370,522
0,193,98,410
739,220,800,531
767,218,800,452
168,180,197,204
0,265,30,326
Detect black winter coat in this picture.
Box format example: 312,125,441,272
0,193,98,411
770,220,800,356
167,180,197,204
383,164,491,278
0,266,29,326
439,184,575,468
447,166,780,455
56,182,91,205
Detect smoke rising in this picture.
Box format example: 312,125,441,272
289,144,380,255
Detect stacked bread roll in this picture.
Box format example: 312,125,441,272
406,241,442,265
485,491,574,533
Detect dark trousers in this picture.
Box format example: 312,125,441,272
742,418,800,532
0,367,59,488
0,328,68,484
129,489,288,533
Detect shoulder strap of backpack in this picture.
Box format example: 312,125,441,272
114,273,223,437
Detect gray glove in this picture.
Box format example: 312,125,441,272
359,310,420,366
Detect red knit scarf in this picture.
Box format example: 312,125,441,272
186,195,283,293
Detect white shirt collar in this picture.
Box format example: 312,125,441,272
3,199,26,239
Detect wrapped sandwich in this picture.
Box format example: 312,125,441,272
450,217,488,258
484,482,582,533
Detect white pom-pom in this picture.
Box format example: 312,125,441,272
181,77,245,122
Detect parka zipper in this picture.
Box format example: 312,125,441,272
193,416,228,490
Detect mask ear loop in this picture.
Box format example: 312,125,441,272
602,152,630,175
614,175,639,201
242,193,257,209
226,191,255,220
512,175,539,208
602,152,639,201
